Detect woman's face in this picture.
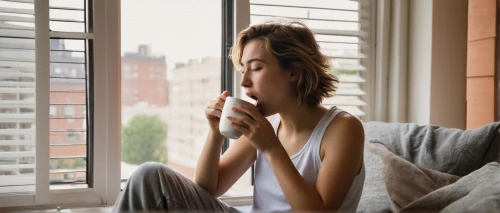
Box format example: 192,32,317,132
239,39,296,117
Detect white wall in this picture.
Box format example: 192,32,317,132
408,0,433,125
407,0,467,129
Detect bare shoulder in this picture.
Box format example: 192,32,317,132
328,112,364,136
320,111,364,159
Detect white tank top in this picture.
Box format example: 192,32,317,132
251,106,365,213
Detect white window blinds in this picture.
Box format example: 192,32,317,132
0,0,91,193
0,0,37,193
250,0,372,117
48,0,90,185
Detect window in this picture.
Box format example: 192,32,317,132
246,0,374,120
122,64,132,78
63,105,76,117
0,0,120,208
0,0,375,208
120,0,251,197
49,0,91,186
225,0,375,196
123,64,131,71
65,130,78,143
50,106,57,117
120,0,222,178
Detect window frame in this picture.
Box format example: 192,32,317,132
0,0,383,209
0,0,121,209
221,0,235,154
371,0,389,122
232,0,250,111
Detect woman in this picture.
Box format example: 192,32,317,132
113,20,365,213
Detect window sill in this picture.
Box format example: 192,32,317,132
220,195,253,206
0,183,89,195
50,183,91,194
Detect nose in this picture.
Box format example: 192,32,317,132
240,71,252,88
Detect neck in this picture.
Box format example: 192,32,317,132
277,103,326,133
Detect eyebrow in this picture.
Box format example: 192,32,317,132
240,58,266,67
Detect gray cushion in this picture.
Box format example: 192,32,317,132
441,176,500,213
357,141,392,213
400,162,500,212
481,126,500,166
358,122,500,213
364,142,460,211
362,121,500,176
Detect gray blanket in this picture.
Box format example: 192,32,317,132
357,121,500,213
441,171,500,213
401,162,500,212
363,121,500,176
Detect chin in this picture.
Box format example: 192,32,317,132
259,107,276,118
257,106,268,117
261,111,271,117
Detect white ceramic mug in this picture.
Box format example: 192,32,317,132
219,97,255,139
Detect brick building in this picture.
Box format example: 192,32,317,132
121,45,168,107
48,42,168,182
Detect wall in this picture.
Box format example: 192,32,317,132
466,0,497,129
408,0,433,125
429,0,468,128
407,0,468,129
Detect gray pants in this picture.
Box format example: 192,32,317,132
113,162,238,212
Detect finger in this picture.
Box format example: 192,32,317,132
207,100,222,111
231,121,250,135
205,107,222,118
228,115,256,128
219,91,230,101
232,105,261,121
216,98,225,111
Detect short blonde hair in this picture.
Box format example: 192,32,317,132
230,19,338,107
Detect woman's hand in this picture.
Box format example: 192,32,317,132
205,91,230,133
227,104,280,153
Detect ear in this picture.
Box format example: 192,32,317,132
288,69,300,83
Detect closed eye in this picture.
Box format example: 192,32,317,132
251,67,262,71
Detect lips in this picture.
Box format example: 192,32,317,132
245,93,261,112
245,93,258,102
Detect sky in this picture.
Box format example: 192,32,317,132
120,0,222,69
120,0,359,71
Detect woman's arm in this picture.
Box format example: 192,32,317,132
264,113,364,212
194,131,256,197
214,135,256,197
194,130,226,194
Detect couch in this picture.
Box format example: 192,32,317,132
358,121,500,213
